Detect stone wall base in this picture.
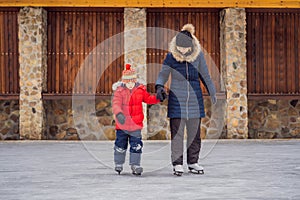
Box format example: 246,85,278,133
0,100,19,140
248,99,300,139
1,99,300,140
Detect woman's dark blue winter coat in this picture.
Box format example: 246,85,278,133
156,37,216,119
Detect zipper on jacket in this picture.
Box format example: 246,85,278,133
186,61,189,120
128,87,134,116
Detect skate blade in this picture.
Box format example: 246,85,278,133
173,171,183,176
133,173,142,176
115,170,122,175
189,169,204,174
132,172,142,176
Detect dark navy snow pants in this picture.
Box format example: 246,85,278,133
114,129,143,166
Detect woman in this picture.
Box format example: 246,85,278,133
155,24,217,176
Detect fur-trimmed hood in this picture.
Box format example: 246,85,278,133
169,24,201,63
112,79,147,91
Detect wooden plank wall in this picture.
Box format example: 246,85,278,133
247,9,300,97
2,7,298,98
146,9,221,94
0,8,19,98
46,8,124,97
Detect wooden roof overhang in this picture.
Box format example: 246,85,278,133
0,0,299,8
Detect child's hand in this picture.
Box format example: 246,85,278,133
116,113,126,124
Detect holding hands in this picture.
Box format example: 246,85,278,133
155,85,167,102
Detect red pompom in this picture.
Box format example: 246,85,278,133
125,64,131,70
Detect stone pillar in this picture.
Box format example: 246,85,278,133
220,8,248,139
124,8,148,138
18,7,47,139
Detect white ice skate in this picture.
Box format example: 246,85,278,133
131,165,143,176
188,163,204,174
115,164,123,175
173,165,184,176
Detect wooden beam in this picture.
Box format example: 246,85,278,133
42,93,112,100
248,93,300,100
0,94,19,100
0,0,300,8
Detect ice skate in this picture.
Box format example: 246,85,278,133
115,164,123,175
131,165,143,176
173,165,184,176
188,163,204,174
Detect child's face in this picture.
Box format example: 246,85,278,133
125,81,135,89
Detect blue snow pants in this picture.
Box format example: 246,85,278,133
114,129,143,166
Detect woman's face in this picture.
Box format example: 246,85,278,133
125,81,135,89
176,46,191,55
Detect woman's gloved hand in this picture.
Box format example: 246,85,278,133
155,85,167,102
211,95,217,105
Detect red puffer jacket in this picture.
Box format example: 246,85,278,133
112,84,160,131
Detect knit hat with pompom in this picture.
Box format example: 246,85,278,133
122,64,137,83
176,24,195,48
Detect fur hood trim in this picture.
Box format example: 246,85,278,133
169,24,201,63
112,81,122,91
112,79,146,91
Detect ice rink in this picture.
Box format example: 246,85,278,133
0,140,299,200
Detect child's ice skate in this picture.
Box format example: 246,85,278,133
188,163,204,174
131,165,143,176
115,164,123,175
173,165,184,176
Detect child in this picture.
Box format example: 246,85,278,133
112,63,160,175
